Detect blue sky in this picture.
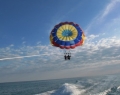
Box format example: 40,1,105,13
0,0,120,83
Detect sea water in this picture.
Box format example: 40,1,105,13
0,74,120,95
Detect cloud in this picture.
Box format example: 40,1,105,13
22,41,26,44
0,34,120,76
85,0,120,34
100,0,120,19
36,41,41,45
0,33,120,82
0,55,42,61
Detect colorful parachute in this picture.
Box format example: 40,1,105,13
50,22,85,49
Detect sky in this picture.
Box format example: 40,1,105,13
0,0,120,83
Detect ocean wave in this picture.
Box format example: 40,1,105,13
35,91,55,95
98,86,120,95
35,77,120,95
117,86,120,91
36,83,86,95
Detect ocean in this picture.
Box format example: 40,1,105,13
0,74,120,95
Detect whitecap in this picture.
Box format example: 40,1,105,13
36,83,86,95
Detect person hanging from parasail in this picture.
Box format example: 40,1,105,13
50,22,85,60
67,53,71,60
64,53,67,60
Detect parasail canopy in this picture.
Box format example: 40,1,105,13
50,22,85,49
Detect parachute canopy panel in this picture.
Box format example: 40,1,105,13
50,22,85,49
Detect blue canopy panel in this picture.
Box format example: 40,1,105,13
51,28,57,37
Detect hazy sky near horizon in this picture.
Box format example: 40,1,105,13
0,0,120,83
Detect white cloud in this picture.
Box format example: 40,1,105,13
10,44,14,47
22,41,26,44
100,0,120,19
85,0,120,33
36,41,41,45
0,34,120,82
